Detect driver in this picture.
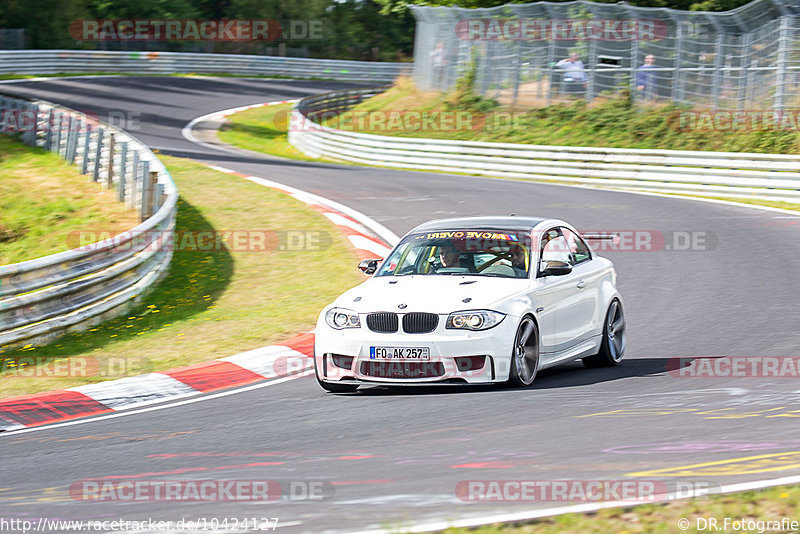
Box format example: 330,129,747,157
437,244,476,272
508,245,528,276
439,245,461,268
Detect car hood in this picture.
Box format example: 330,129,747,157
333,275,529,314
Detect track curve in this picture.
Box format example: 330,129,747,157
1,76,800,533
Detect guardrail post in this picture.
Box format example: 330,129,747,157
129,151,139,210
65,116,76,163
106,133,115,190
80,123,92,174
52,112,62,155
25,104,39,147
152,181,164,214
118,142,128,202
140,164,154,221
73,119,84,163
44,109,54,151
92,128,104,182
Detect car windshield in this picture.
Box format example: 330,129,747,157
375,229,532,278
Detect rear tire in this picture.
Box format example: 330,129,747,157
315,355,359,393
507,316,540,387
582,299,626,368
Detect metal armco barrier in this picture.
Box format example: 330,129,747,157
289,88,800,203
0,50,412,83
0,93,178,350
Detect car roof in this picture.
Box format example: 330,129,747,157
410,216,550,233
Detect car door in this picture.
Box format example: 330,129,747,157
534,227,584,357
560,228,602,345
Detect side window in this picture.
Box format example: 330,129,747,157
540,228,570,263
563,228,592,265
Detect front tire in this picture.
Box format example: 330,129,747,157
583,299,626,368
315,355,359,393
507,316,540,387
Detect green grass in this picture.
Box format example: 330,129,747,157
434,484,800,533
0,154,365,398
0,136,139,265
216,103,319,161
332,78,800,154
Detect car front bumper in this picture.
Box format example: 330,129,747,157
314,316,519,386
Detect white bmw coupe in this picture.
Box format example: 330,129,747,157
314,216,625,392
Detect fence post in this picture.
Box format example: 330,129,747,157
630,37,639,104
81,123,92,174
140,164,154,221
511,39,523,107
106,133,115,189
118,142,128,202
711,33,724,110
737,32,751,111
774,16,790,113
587,38,596,104
672,22,683,104
92,128,104,182
545,29,556,106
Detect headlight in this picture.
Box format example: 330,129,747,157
446,310,505,331
325,308,361,330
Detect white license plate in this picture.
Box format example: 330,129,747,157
370,346,430,360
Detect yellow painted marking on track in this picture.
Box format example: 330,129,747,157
700,407,786,419
628,451,800,477
768,409,800,418
0,486,71,504
575,408,699,418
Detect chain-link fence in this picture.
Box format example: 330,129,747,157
411,1,800,111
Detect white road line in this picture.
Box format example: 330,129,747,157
3,371,313,435
355,474,800,534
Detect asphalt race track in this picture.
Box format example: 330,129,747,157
2,77,800,533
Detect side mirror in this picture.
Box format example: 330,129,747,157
540,260,572,277
358,258,382,275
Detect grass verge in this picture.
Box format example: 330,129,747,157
215,103,318,161
332,77,800,154
0,154,364,398
436,484,800,533
0,135,139,265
